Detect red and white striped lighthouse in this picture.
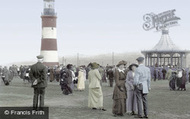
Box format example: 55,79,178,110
40,0,59,66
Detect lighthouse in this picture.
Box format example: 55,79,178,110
40,0,59,66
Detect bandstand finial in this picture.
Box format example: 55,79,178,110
162,29,169,35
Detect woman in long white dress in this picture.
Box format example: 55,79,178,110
77,67,86,91
88,62,106,111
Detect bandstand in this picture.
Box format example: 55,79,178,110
141,29,190,68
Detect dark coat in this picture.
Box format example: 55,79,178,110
112,69,127,115
50,68,54,81
162,68,167,73
107,69,114,79
65,69,73,84
112,69,127,99
29,62,47,88
2,68,9,81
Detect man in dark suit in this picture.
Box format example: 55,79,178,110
65,64,73,94
162,67,167,80
107,66,114,87
30,55,47,110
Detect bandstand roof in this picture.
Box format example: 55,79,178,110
152,32,180,51
142,30,190,54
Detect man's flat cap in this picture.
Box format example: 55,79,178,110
136,57,144,62
37,55,44,59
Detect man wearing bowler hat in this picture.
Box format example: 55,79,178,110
134,57,151,118
30,55,47,110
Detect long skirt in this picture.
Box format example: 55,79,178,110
77,78,85,90
127,90,137,113
169,79,176,90
112,98,126,115
176,78,181,88
70,82,75,90
9,72,14,81
180,78,186,89
50,73,54,82
88,87,103,108
102,73,107,83
60,82,72,95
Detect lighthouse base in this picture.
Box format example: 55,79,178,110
40,50,59,67
43,62,59,67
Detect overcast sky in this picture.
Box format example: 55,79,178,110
1,0,190,65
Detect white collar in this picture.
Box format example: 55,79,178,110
118,68,125,73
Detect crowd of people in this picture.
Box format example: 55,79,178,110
149,65,189,91
0,65,31,85
1,55,190,118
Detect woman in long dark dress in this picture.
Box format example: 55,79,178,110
169,71,177,90
112,60,127,117
179,69,186,91
176,69,182,90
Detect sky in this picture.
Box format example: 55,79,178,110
1,0,190,65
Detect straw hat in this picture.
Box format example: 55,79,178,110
117,60,127,67
91,62,99,69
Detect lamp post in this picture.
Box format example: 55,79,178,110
112,52,114,66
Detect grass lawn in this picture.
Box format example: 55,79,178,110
0,78,190,119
